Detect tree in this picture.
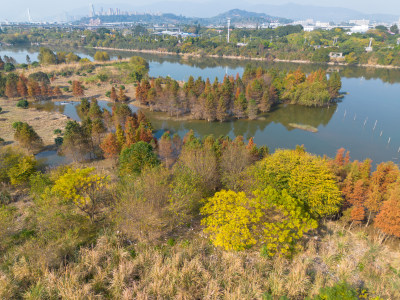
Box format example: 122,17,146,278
158,132,174,168
375,183,400,237
390,24,399,34
249,149,342,219
53,86,62,99
61,121,90,161
72,81,84,98
7,155,37,186
110,87,117,102
118,87,128,102
52,167,109,222
119,142,160,176
365,162,399,218
5,74,18,98
216,96,228,122
93,51,110,62
233,93,247,119
100,133,120,159
38,47,57,65
17,77,28,98
13,122,43,151
328,72,342,99
201,187,317,256
247,99,258,120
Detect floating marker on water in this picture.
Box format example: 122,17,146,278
373,120,378,131
364,117,368,126
380,131,383,137
388,137,391,144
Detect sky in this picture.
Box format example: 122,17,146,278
1,0,400,21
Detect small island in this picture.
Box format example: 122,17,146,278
288,123,319,133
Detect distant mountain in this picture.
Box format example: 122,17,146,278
249,3,399,23
209,9,291,25
14,1,399,24
130,1,399,23
76,9,291,26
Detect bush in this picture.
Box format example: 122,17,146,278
54,137,63,146
4,63,15,72
16,99,29,109
0,106,2,113
28,71,50,84
312,281,358,300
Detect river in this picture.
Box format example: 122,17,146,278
2,46,400,166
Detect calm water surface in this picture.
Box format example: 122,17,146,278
3,46,399,166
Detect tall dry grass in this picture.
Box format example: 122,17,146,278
1,222,399,299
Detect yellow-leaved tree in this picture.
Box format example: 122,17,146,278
201,187,317,256
248,148,342,218
52,167,109,222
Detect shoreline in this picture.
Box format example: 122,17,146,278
92,46,400,70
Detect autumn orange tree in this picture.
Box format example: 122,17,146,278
100,133,120,159
72,81,84,98
375,182,400,237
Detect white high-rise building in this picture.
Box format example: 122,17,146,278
89,4,95,18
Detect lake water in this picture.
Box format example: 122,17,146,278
2,46,400,167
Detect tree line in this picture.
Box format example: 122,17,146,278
135,66,342,121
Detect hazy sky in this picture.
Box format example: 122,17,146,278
1,0,400,21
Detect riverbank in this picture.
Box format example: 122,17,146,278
92,46,400,70
0,98,69,147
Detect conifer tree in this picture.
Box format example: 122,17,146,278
110,86,118,102
100,132,120,159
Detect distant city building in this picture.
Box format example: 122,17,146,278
304,26,315,32
350,25,369,33
89,18,101,26
329,52,343,58
349,19,370,26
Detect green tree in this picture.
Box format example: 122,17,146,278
13,122,43,151
119,142,160,176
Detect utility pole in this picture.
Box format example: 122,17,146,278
227,18,231,43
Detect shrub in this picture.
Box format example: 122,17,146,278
4,63,15,72
16,99,29,109
312,281,358,300
54,129,62,135
0,106,2,113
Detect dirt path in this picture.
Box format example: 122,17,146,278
0,98,69,147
